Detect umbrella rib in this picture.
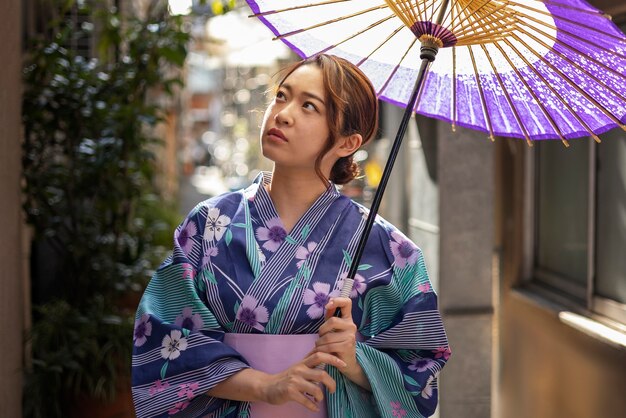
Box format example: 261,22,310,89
526,0,611,18
504,38,602,143
312,13,397,56
273,4,390,40
377,37,419,97
508,0,626,44
492,41,568,145
516,20,626,81
249,0,353,17
515,12,626,61
520,27,626,103
467,45,495,141
480,43,532,146
451,2,514,44
356,24,405,66
511,33,624,137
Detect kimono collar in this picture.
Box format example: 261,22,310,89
252,171,341,200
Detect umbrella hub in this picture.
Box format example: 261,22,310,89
419,35,442,62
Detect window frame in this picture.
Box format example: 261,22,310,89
525,137,626,326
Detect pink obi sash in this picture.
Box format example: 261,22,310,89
223,333,328,418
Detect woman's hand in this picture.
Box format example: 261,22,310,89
315,297,372,391
260,351,345,412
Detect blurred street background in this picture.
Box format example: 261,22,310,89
1,0,626,417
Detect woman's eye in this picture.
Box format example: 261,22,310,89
276,91,286,100
303,102,317,112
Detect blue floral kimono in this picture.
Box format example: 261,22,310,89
132,172,450,418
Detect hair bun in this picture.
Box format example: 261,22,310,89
331,156,360,185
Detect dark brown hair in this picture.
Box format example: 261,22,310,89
277,54,379,185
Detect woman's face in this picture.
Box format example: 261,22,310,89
260,64,333,174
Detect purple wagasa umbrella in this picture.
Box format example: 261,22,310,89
245,0,626,298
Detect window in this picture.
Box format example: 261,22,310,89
532,128,626,325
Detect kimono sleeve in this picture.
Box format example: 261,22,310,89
327,225,450,418
131,205,249,418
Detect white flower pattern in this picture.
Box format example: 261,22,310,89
204,207,231,242
161,330,188,360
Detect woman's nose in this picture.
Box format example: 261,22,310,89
274,105,294,126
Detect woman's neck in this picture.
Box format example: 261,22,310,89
266,168,329,233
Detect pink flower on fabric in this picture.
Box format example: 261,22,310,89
433,346,452,360
390,401,407,417
177,219,197,253
303,282,340,319
422,375,435,399
418,282,431,293
295,241,317,268
201,245,219,268
255,217,287,252
174,307,204,332
236,295,269,331
168,401,190,415
182,265,195,280
148,379,169,396
408,358,435,372
133,314,152,347
177,382,200,400
336,273,367,298
390,231,418,268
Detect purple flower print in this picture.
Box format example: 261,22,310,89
177,219,197,253
168,401,190,415
133,314,152,347
236,295,269,331
148,379,169,396
295,241,317,268
255,217,287,252
337,272,367,298
390,231,418,268
174,307,204,332
433,346,452,360
177,382,200,400
408,358,435,373
303,282,340,319
201,245,219,268
204,207,231,241
161,330,188,360
390,401,407,417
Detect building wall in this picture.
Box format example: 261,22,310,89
496,140,626,418
0,0,24,416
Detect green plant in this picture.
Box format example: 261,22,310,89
22,1,188,416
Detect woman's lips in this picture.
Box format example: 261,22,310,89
267,128,288,142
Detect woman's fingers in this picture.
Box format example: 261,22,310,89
303,351,346,369
291,388,321,412
318,315,357,337
324,297,352,320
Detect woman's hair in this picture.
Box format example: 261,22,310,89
276,54,379,185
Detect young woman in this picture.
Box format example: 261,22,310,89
132,54,450,418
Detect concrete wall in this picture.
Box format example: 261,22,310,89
438,124,495,418
0,0,24,416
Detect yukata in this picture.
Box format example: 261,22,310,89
131,172,451,418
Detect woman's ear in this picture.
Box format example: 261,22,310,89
335,133,363,158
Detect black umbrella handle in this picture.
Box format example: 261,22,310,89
335,47,438,318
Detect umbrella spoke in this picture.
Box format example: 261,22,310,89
515,12,626,61
511,33,625,137
480,43,532,146
273,4,389,41
312,13,397,56
248,0,354,17
504,38,601,143
508,0,626,45
468,45,495,140
492,40,568,145
356,24,405,66
452,45,457,132
377,37,419,97
451,1,514,45
516,20,626,82
526,0,611,18
519,27,626,103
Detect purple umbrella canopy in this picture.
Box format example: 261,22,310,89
246,0,626,145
